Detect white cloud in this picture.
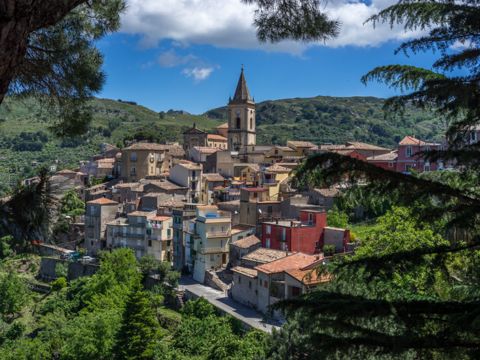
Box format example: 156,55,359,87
121,0,422,54
182,67,214,81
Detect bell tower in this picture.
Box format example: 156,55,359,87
227,66,256,153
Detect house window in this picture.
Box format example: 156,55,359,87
388,162,394,168
238,276,241,284
406,146,413,157
267,206,273,214
167,229,171,237
266,238,271,248
250,117,253,129
249,281,252,289
236,117,241,129
308,213,314,224
148,240,152,247
130,167,136,175
264,280,268,288
266,225,271,234
424,162,431,172
210,254,214,261
130,152,137,162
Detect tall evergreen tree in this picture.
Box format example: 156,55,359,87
113,288,159,360
268,0,480,358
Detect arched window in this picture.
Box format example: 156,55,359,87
236,117,241,129
250,117,253,129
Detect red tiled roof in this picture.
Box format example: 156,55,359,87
151,215,171,222
255,253,317,274
399,136,438,146
284,268,330,285
207,134,228,141
87,197,118,205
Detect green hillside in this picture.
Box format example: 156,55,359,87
0,96,220,195
0,95,446,195
206,96,446,147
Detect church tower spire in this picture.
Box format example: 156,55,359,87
227,66,256,152
230,65,253,104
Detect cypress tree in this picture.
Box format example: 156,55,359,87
114,288,159,360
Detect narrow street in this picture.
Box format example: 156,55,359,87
178,277,281,333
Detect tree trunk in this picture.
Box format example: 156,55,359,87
0,0,87,103
0,19,29,103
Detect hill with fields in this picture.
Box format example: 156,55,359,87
0,95,446,195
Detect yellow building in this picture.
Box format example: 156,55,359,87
120,143,184,182
263,163,291,200
207,134,228,149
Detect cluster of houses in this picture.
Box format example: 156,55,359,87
37,68,464,317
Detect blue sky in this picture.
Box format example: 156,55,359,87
96,0,438,114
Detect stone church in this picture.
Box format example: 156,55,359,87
183,67,256,155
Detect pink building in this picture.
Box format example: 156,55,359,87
396,136,441,173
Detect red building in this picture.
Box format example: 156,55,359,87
260,210,350,254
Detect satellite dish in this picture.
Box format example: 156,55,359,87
258,209,262,214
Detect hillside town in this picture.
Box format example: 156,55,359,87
24,68,469,325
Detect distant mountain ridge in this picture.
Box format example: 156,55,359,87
205,95,446,148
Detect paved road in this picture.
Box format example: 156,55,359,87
178,277,280,333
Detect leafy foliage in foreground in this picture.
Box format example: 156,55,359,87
0,249,266,360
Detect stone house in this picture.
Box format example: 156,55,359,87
85,197,119,255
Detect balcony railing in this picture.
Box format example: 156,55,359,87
206,231,231,238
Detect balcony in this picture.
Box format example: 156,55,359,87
206,230,231,238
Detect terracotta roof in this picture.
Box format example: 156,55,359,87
399,136,438,146
193,146,219,154
255,253,318,274
202,173,225,182
345,141,390,151
87,197,118,205
232,235,261,249
151,215,171,222
265,163,291,173
231,266,258,278
207,134,228,141
287,140,317,149
216,122,229,129
242,248,290,264
284,268,330,285
366,151,398,161
242,187,267,192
